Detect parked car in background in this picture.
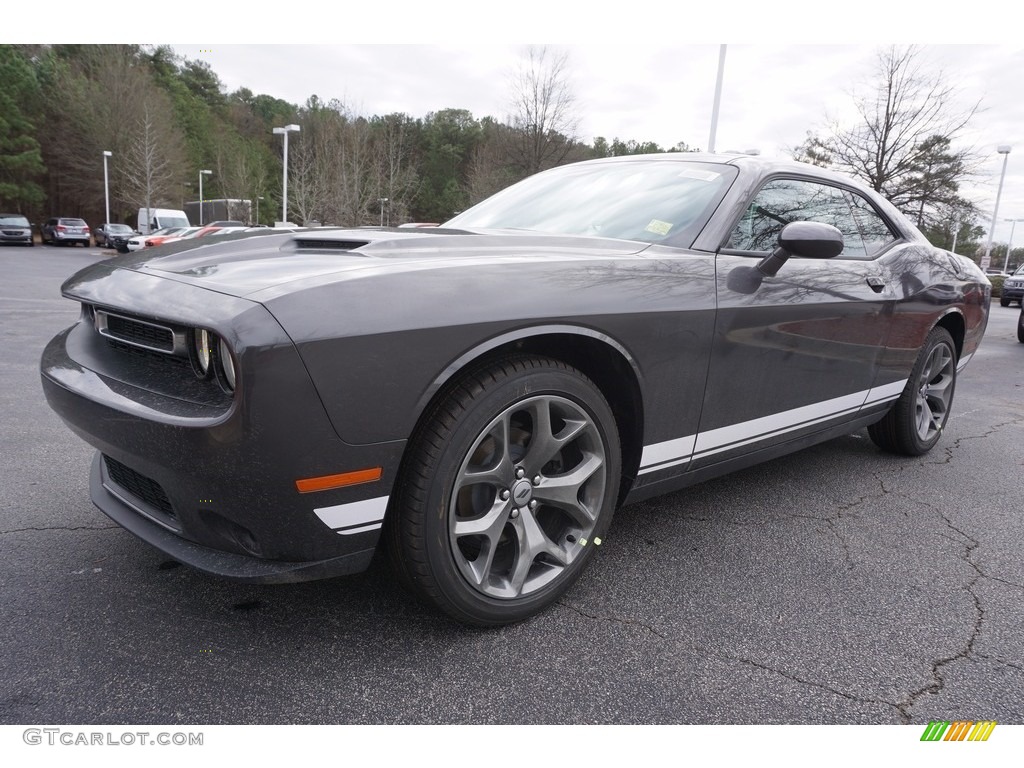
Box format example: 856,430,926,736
999,265,1023,307
95,223,137,249
40,153,992,626
41,217,91,246
0,213,34,246
124,227,194,252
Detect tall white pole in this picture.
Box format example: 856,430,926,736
982,146,1011,271
103,151,112,231
273,125,300,225
282,130,289,224
708,45,727,153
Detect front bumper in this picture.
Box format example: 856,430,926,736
0,230,32,244
90,454,375,582
41,268,405,582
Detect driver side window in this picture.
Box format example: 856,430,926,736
728,178,869,257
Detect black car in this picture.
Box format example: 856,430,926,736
41,217,91,246
95,223,138,249
1000,265,1024,307
0,213,34,246
40,154,991,626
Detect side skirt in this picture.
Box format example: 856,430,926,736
622,409,889,506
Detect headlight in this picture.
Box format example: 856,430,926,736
218,337,236,391
193,329,211,376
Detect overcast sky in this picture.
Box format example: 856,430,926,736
36,1,1024,247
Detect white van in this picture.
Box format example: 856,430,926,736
137,208,190,235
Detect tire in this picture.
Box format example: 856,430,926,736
1001,296,1010,307
386,355,621,626
1017,309,1024,343
868,327,957,456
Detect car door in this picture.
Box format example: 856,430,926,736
691,176,900,470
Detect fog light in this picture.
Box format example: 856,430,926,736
219,337,236,391
193,329,211,376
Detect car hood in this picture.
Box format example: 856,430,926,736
105,228,650,298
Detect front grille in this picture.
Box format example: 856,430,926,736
102,313,174,352
103,455,177,521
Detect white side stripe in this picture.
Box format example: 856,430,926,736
861,379,908,407
638,379,908,475
640,434,697,471
314,496,389,535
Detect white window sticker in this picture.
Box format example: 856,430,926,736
645,219,673,236
677,169,721,182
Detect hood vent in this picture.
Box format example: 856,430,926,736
294,238,370,251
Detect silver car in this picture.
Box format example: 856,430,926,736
41,217,91,247
0,214,34,246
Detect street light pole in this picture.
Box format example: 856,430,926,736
982,145,1012,272
256,196,264,226
379,197,389,227
707,44,727,153
102,151,112,229
198,170,212,225
273,124,301,224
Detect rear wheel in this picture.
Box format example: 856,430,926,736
868,327,957,456
387,356,620,626
1017,308,1024,343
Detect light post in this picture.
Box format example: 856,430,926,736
102,151,112,230
273,124,300,224
707,44,727,153
981,145,1011,272
1005,217,1024,273
255,196,264,226
379,197,389,227
198,170,212,225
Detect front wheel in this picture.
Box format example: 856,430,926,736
1017,309,1024,343
868,327,957,456
1001,296,1010,307
386,356,621,626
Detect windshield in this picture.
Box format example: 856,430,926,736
108,224,132,233
0,215,30,226
159,217,190,229
445,159,737,245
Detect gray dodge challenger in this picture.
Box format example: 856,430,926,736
41,153,991,625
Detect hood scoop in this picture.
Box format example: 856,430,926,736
293,238,370,251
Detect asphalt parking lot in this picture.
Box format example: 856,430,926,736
1,245,1021,724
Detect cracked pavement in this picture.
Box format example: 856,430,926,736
1,250,1021,724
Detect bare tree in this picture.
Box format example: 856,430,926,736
793,46,982,232
371,113,419,224
505,46,581,176
119,96,186,224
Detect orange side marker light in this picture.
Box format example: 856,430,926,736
295,467,383,493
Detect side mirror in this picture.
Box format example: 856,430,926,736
757,221,844,277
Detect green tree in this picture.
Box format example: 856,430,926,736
416,109,482,221
0,46,45,212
